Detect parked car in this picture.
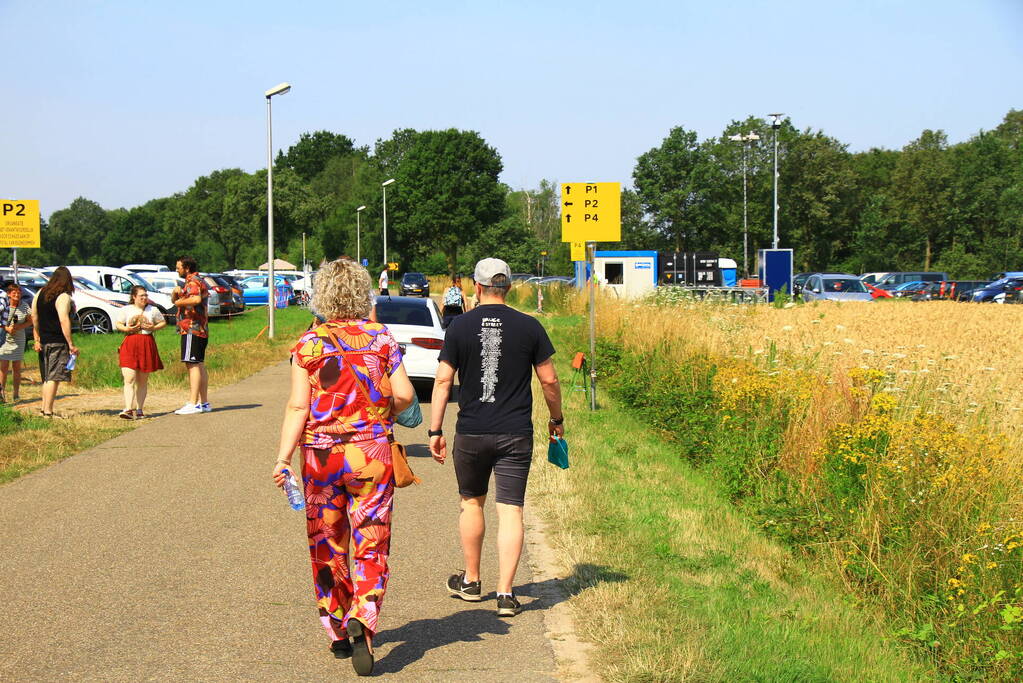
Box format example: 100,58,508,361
0,267,50,288
949,280,993,301
122,264,171,273
239,275,294,306
200,273,245,317
863,281,893,299
859,272,892,286
800,274,873,302
875,272,949,290
274,272,311,304
70,279,128,333
399,272,430,297
137,271,184,294
890,281,931,298
373,295,443,385
540,276,575,285
65,266,174,317
510,273,537,283
971,277,1023,303
792,272,814,296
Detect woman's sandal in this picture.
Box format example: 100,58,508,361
346,619,374,676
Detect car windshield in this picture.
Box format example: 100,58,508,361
3,272,49,286
894,281,925,291
402,273,428,284
375,299,434,327
822,278,867,293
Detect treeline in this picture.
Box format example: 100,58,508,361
629,109,1023,277
6,109,1021,278
8,129,566,276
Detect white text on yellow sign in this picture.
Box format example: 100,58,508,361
0,200,41,248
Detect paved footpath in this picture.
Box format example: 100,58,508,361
0,362,561,681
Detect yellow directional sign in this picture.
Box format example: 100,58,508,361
560,182,620,242
570,241,586,261
0,200,41,248
387,262,400,271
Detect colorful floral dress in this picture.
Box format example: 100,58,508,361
291,319,403,639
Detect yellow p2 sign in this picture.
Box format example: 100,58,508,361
1,200,41,248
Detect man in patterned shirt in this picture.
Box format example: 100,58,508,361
171,256,210,415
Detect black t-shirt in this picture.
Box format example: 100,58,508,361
438,303,555,435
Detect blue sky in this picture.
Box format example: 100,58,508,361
2,0,1020,219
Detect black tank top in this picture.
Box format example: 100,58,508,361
36,293,67,345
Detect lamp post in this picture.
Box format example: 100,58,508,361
769,113,783,250
381,178,395,267
356,205,366,264
729,131,760,277
264,81,291,339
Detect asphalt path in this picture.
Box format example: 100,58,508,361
0,361,560,681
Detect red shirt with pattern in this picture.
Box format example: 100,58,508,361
176,273,209,337
291,319,404,448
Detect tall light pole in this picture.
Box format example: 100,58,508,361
769,113,783,250
729,131,760,277
356,205,366,264
264,81,291,339
381,178,395,267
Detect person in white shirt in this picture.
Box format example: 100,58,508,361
378,268,389,295
114,286,167,419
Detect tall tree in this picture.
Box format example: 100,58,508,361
891,130,953,270
275,131,360,182
46,197,113,263
387,129,505,276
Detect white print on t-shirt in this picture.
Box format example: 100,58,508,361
479,317,502,403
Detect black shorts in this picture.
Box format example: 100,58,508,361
180,333,208,364
38,343,71,382
453,433,533,506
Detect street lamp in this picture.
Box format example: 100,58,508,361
729,131,760,277
264,81,291,339
381,178,396,266
356,205,366,264
769,113,784,250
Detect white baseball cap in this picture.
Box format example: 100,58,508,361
473,258,511,286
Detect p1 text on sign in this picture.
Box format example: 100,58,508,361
560,183,620,242
0,200,41,248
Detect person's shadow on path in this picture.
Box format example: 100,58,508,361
374,563,627,674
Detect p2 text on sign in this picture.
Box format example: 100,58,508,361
1,200,41,248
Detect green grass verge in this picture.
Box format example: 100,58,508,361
528,314,934,681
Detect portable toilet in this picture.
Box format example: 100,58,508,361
718,258,737,287
593,250,658,299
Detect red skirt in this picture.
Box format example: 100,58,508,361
118,334,164,372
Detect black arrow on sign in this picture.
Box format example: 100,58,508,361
565,185,572,195
565,214,572,223
563,201,573,207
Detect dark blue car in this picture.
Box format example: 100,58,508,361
970,277,1023,303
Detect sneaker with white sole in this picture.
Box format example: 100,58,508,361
174,403,203,415
446,571,482,602
496,594,522,617
200,402,212,413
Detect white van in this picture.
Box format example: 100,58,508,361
66,266,175,316
123,264,171,273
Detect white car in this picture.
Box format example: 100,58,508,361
137,271,184,294
71,278,130,333
65,266,175,317
373,296,444,383
123,264,171,273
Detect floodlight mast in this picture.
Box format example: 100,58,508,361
769,113,784,250
381,179,396,267
356,205,367,264
264,81,292,339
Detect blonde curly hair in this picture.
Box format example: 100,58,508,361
311,258,374,320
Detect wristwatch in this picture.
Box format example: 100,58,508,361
549,416,564,426
427,429,444,437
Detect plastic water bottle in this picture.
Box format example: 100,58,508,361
282,468,304,510
66,353,78,371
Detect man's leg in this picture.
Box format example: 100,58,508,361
41,380,58,414
460,495,486,581
187,363,205,405
198,363,208,404
0,360,8,401
495,502,524,595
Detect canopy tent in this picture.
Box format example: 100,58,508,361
259,258,296,270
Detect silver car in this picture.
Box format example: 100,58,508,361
801,274,873,302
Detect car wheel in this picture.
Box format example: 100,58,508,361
78,309,113,334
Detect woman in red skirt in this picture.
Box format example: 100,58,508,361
115,286,166,419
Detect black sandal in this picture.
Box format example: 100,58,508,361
347,619,374,676
330,639,353,659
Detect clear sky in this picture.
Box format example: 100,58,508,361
2,0,1020,219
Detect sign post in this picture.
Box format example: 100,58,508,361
1,200,41,282
560,183,621,411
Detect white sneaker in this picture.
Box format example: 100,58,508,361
174,403,203,415
200,402,212,413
